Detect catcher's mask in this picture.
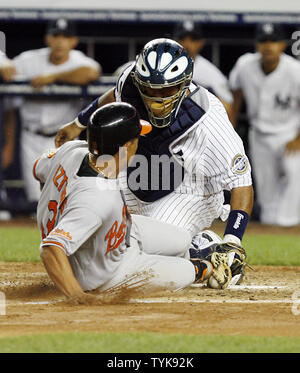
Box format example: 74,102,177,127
131,38,193,128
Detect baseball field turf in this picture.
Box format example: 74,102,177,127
0,222,300,353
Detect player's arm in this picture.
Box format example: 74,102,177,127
230,186,254,216
285,132,300,153
219,98,233,119
55,87,116,147
223,186,254,246
31,66,100,88
41,245,100,304
41,245,84,298
0,60,16,81
228,89,243,128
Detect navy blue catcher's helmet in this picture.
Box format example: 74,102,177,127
131,38,193,128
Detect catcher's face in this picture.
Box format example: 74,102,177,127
141,85,180,117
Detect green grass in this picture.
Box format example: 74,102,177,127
0,227,300,266
0,332,299,353
243,234,300,266
0,227,41,262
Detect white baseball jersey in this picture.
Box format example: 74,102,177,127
192,55,233,103
12,47,100,133
0,51,9,66
229,52,300,140
116,67,252,236
35,140,130,290
7,47,100,202
35,140,196,292
229,52,300,226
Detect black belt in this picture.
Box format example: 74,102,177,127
24,127,57,137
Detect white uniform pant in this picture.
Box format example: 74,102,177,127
249,129,300,226
21,130,56,202
97,215,195,294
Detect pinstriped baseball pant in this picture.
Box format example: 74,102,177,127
119,173,230,238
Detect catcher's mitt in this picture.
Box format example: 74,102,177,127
210,242,248,285
190,241,249,287
208,252,232,289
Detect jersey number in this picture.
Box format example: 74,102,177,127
41,199,67,239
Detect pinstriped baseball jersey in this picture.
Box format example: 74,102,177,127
34,140,132,291
229,52,300,137
116,66,252,235
229,52,300,226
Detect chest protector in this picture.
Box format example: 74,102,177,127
122,74,205,202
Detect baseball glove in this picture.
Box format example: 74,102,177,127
189,240,250,288
208,252,232,289
210,242,248,285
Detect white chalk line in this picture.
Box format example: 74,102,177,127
131,298,294,304
0,273,47,277
191,284,287,290
6,298,295,306
3,284,292,307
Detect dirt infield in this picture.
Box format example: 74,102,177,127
1,262,299,338
0,218,299,339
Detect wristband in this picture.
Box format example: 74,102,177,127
77,97,100,127
74,117,87,129
224,210,249,242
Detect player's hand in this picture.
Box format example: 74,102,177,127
66,291,127,306
285,135,300,155
30,74,56,88
55,121,83,148
66,293,104,306
0,60,16,81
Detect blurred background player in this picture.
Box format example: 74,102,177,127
3,18,101,207
173,20,233,116
0,51,15,220
229,23,300,226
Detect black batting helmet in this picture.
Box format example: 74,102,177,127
87,102,151,156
